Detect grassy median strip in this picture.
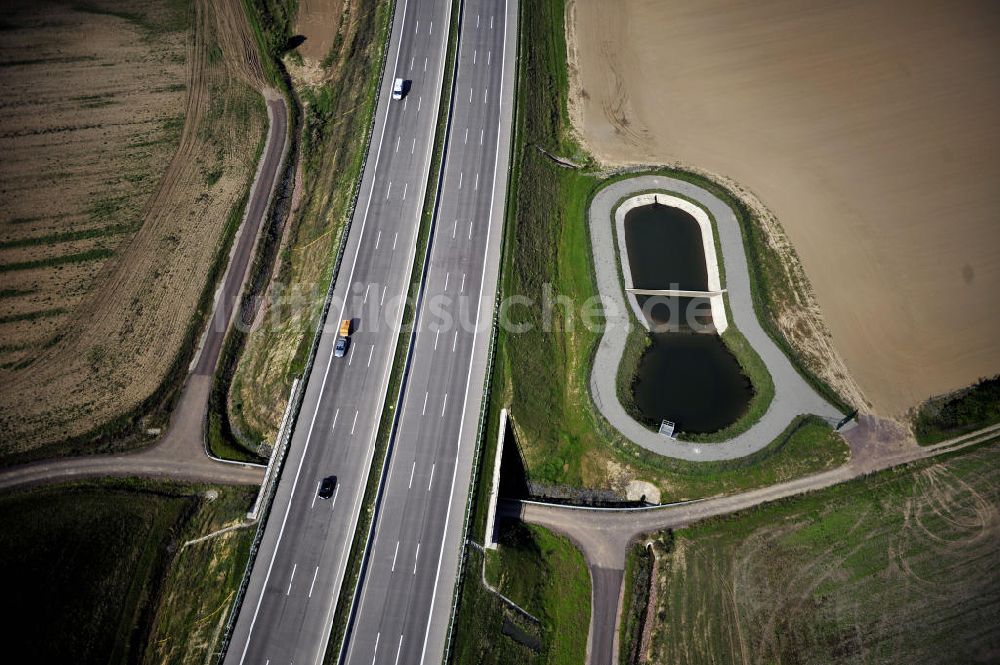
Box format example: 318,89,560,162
322,2,463,660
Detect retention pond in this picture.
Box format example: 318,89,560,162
621,200,752,434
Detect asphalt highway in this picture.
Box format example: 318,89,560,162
340,1,516,664
223,1,453,663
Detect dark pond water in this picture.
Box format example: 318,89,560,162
624,202,707,291
632,332,753,434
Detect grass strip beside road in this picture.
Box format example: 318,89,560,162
0,479,256,665
618,539,657,665
450,524,590,665
323,2,462,659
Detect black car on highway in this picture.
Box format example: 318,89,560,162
318,475,337,499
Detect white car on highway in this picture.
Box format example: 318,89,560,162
392,77,407,100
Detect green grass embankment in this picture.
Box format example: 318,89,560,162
913,375,1000,444
450,524,590,665
0,480,256,664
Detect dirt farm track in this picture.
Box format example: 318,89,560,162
567,0,1000,415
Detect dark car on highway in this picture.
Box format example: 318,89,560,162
318,475,337,499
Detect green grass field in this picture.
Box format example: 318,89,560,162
914,375,1000,444
642,442,1000,664
450,524,590,665
0,480,255,664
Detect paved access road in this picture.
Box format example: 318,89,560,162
223,2,454,663
340,2,516,664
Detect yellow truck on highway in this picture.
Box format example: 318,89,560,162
335,319,351,358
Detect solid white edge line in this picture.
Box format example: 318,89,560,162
418,2,509,662
231,0,418,665
334,0,454,664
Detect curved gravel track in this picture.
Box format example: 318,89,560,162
589,174,843,461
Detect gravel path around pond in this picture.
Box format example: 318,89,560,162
589,175,842,461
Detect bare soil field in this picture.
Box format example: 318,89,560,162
645,442,1000,664
566,0,1000,415
0,0,268,457
295,0,346,64
0,0,189,371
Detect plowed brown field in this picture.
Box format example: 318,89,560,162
566,0,1000,415
0,0,267,457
